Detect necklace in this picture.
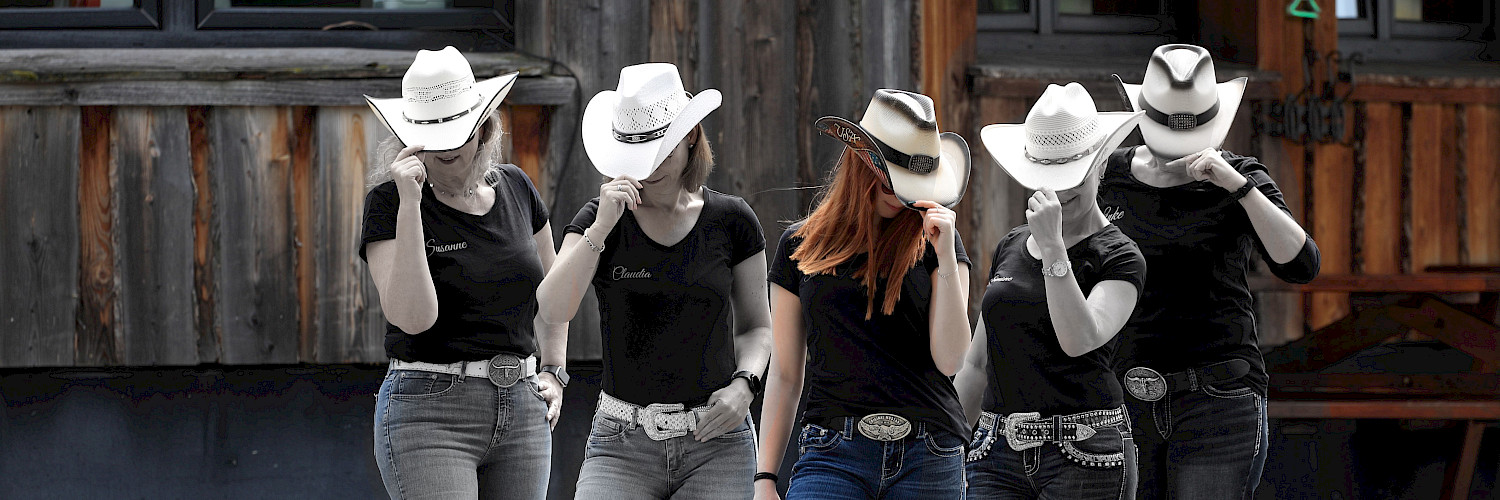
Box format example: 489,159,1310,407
430,182,475,198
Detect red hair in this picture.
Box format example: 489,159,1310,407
791,149,925,319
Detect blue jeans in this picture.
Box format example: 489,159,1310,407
965,414,1137,500
1125,379,1269,500
573,410,757,499
373,369,552,500
786,418,967,500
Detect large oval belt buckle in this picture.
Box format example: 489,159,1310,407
856,413,911,441
1123,366,1167,402
486,353,523,388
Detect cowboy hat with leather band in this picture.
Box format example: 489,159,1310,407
581,63,722,180
981,82,1143,192
815,89,972,209
365,46,519,153
1113,43,1247,160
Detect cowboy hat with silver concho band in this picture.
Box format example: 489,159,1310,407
1112,43,1247,161
581,63,722,180
815,89,972,209
364,46,519,153
980,82,1143,192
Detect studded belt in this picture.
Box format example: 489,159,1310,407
1122,359,1250,402
389,353,536,388
596,392,712,441
968,407,1129,466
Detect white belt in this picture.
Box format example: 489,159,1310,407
596,392,712,441
390,354,536,384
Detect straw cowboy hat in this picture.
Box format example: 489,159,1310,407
1113,43,1247,160
980,82,1143,191
582,63,722,179
364,46,518,153
815,89,972,208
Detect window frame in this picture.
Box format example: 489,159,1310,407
0,0,514,51
1338,0,1494,61
976,0,1177,60
0,1,161,30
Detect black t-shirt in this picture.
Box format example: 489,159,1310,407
1099,147,1320,395
359,164,550,363
767,225,973,440
980,224,1145,416
563,189,766,406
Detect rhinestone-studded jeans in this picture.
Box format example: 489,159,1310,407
965,412,1137,499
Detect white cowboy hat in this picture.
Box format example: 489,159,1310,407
364,46,518,153
815,89,972,209
1114,44,1247,160
581,63,722,180
980,82,1143,191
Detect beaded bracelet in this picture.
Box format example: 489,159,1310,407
583,233,605,253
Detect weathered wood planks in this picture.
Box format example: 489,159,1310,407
0,106,80,367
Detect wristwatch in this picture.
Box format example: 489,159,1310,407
1041,259,1071,278
540,365,569,388
732,370,763,395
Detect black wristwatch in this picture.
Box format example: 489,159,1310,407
540,365,569,388
732,370,763,395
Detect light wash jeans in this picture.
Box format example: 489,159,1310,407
573,409,757,500
373,368,552,500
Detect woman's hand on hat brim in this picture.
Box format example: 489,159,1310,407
914,200,958,256
1025,189,1065,251
594,176,642,232
1182,148,1247,192
392,144,427,203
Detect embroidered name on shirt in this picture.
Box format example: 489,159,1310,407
1103,206,1126,222
991,276,1013,283
427,239,468,256
612,266,653,280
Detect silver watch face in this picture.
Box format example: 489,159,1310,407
1048,260,1069,277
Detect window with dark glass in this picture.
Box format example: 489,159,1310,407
1337,0,1495,61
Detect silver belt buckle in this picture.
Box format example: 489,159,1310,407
1123,366,1167,402
640,403,692,441
856,413,911,441
486,353,524,388
1003,412,1044,451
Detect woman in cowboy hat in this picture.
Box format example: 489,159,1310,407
536,62,773,500
1103,44,1320,499
954,82,1146,500
359,46,566,500
754,89,973,500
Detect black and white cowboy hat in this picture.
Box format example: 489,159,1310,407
981,82,1142,191
1114,44,1246,160
581,63,722,180
815,89,972,209
364,46,518,153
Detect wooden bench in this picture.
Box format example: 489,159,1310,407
1259,269,1500,500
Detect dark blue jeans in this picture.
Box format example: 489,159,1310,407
787,418,967,499
1125,379,1269,500
965,413,1137,499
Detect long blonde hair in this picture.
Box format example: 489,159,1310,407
366,114,507,189
791,148,926,319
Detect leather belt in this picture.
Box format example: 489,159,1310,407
978,407,1126,452
596,392,711,441
1122,359,1250,402
389,353,536,388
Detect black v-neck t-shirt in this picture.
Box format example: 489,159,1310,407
564,189,765,406
980,224,1145,416
1099,147,1320,396
767,225,972,440
359,164,550,363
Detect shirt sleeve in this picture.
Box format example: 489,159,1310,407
563,198,602,236
358,182,399,262
1238,163,1321,284
520,168,551,234
727,196,768,266
1098,234,1148,295
767,227,804,295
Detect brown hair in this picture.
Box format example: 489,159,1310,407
678,124,715,191
791,148,925,318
